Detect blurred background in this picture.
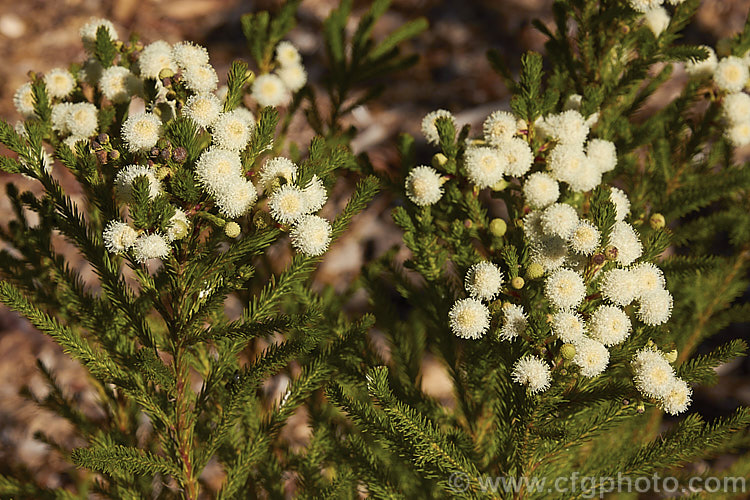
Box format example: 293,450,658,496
0,0,748,490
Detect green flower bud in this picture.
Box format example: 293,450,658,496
560,343,576,360
432,153,448,168
664,349,678,363
491,179,509,192
489,218,507,237
159,67,175,80
604,245,619,261
511,276,525,289
224,221,241,238
525,263,544,280
649,213,666,230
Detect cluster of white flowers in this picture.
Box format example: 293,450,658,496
632,347,692,415
448,261,509,339
627,0,685,14
251,41,307,107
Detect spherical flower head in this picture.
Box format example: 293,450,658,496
421,109,456,146
122,112,162,152
13,83,36,118
212,110,253,152
569,220,601,255
500,137,534,177
660,378,692,415
65,102,99,138
609,187,630,221
232,106,256,127
290,215,332,257
448,298,490,339
631,262,666,297
302,175,328,213
103,221,137,254
608,221,643,266
464,147,505,188
725,121,750,147
588,305,631,346
465,261,504,301
685,45,717,78
500,303,527,340
587,139,617,173
224,221,241,238
172,41,210,69
138,41,177,80
545,268,586,310
258,157,298,193
251,73,291,107
132,233,171,263
268,184,308,224
551,310,586,343
215,180,257,218
276,64,307,92
530,235,569,273
194,148,243,197
44,68,75,99
166,208,190,241
184,64,219,94
722,93,750,125
547,143,601,192
51,103,73,135
511,355,552,393
184,93,222,128
637,288,673,325
405,166,444,206
599,267,639,306
541,203,579,240
632,348,675,399
644,7,670,37
275,41,302,67
544,110,590,147
80,18,118,52
99,66,142,104
714,56,749,93
572,337,610,377
523,172,559,209
483,110,517,145
628,0,663,13
115,165,162,201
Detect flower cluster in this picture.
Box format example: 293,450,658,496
251,41,307,107
632,347,692,415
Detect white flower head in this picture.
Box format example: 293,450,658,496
172,41,210,69
184,64,219,94
100,66,142,104
465,261,504,302
547,143,600,192
268,184,308,224
564,94,583,111
544,110,590,147
133,233,171,263
722,93,750,125
685,45,717,78
251,73,291,107
464,146,505,188
449,298,490,339
276,64,307,92
500,137,534,177
421,109,455,145
599,267,639,306
275,41,302,67
194,148,244,197
302,175,328,213
609,187,631,221
588,305,631,346
632,348,675,399
215,180,258,218
500,303,527,340
644,7,670,37
184,93,222,128
541,203,579,240
258,157,298,193
530,235,569,273
103,221,137,254
551,310,586,343
726,122,750,147
512,355,552,393
631,262,666,297
637,288,673,325
405,166,444,206
138,40,177,79
44,68,76,99
569,220,601,255
628,0,663,13
483,110,517,145
122,112,162,152
212,110,253,151
608,221,643,266
66,102,99,138
166,208,191,241
545,268,586,310
51,103,73,135
290,215,332,256
80,18,118,52
14,82,36,117
714,56,749,93
523,172,559,209
661,378,692,415
573,337,610,377
587,139,617,173
115,164,162,201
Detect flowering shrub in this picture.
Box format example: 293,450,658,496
1,0,749,498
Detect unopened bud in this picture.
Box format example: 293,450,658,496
158,68,175,80
511,276,525,290
432,153,448,168
159,148,171,162
172,147,187,163
224,221,241,238
664,349,678,363
90,140,102,151
156,167,172,180
491,179,509,192
561,343,576,360
97,133,109,145
604,245,618,261
649,213,665,230
489,218,507,237
526,263,544,280
108,150,121,162
593,253,606,266
95,149,108,164
464,219,473,229
244,69,255,84
149,147,160,158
